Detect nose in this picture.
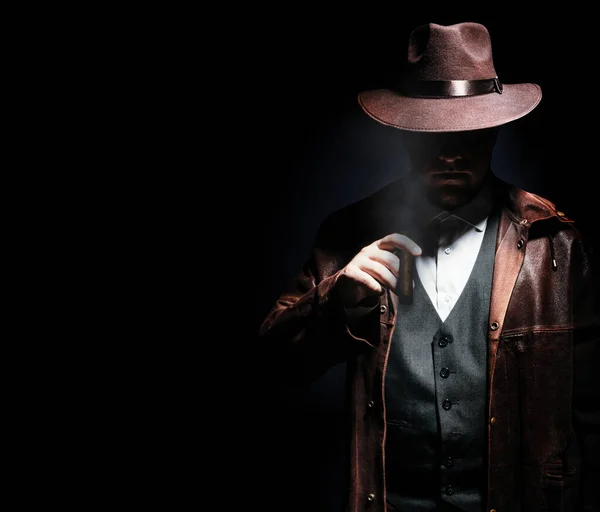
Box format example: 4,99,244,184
439,153,462,163
438,135,465,162
439,148,463,164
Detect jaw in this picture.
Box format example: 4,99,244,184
424,185,473,210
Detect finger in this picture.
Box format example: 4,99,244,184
356,272,385,295
358,258,398,290
343,264,384,295
366,249,400,277
376,233,422,256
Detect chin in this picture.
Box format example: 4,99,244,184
427,185,471,210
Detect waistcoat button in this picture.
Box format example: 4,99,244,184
438,335,452,347
442,399,452,410
440,367,450,378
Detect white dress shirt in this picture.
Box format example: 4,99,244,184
405,175,495,322
415,213,488,322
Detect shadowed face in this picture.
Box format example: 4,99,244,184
402,127,499,210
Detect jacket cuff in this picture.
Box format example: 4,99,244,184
318,271,381,348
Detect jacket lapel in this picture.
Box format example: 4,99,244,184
487,208,529,381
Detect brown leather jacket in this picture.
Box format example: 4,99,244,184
259,174,599,512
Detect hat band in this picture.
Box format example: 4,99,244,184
400,77,503,98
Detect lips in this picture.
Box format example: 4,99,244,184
429,171,470,179
430,169,470,175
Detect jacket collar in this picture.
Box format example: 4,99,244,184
392,171,570,230
496,175,573,226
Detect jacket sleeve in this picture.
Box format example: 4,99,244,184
258,244,382,387
572,234,600,512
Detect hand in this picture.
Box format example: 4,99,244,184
336,233,422,307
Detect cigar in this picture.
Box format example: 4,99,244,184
395,248,414,305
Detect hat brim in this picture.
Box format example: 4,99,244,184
358,83,542,132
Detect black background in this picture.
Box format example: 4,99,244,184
225,9,598,512
34,6,598,511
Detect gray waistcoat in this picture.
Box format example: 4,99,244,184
385,209,499,512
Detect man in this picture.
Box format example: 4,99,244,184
258,22,598,512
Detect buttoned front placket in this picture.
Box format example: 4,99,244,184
486,214,529,512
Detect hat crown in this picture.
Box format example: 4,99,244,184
407,22,497,81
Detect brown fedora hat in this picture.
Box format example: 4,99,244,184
358,22,542,132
